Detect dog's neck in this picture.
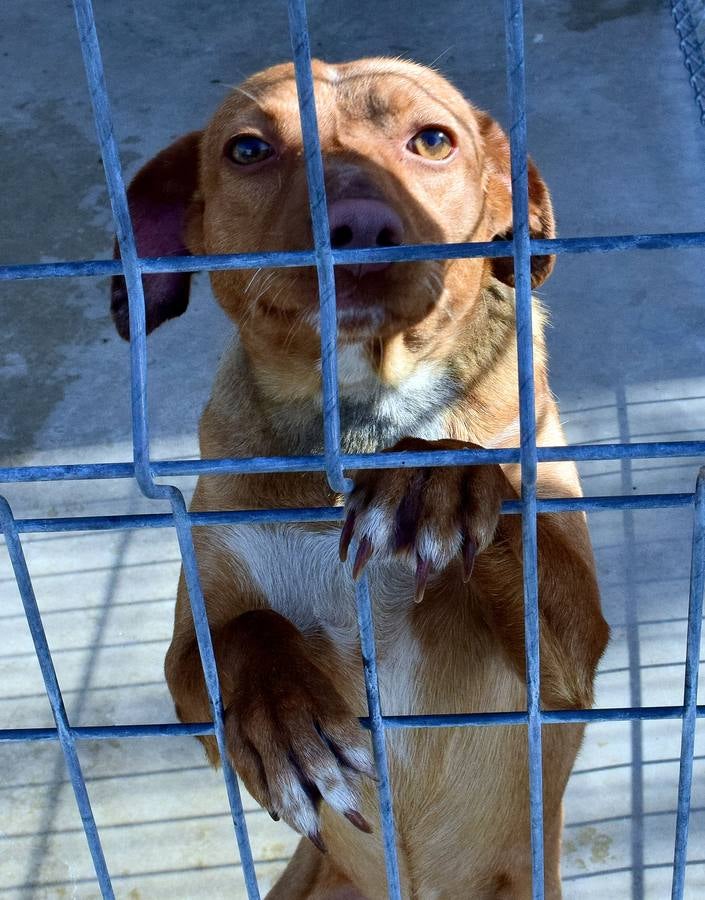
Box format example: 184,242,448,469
263,354,460,456
220,280,532,457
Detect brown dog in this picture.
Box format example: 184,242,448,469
112,58,609,899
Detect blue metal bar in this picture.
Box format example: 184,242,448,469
287,0,349,494
671,467,705,899
0,3,701,899
354,576,403,899
70,2,260,896
376,706,705,728
2,439,703,485
8,491,697,535
71,0,151,479
0,498,115,899
286,3,400,892
0,723,216,743
3,229,705,282
6,703,705,746
503,1,545,895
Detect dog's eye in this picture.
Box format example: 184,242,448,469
408,128,455,161
225,134,275,166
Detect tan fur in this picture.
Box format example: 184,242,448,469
114,58,610,898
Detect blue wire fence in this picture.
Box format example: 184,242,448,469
1,1,704,898
673,0,705,123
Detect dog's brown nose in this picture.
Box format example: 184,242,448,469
328,198,403,274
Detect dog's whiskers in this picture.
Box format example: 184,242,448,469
243,268,264,295
222,83,261,105
252,272,279,305
428,45,455,70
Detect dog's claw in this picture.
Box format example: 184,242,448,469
309,830,327,854
339,510,356,562
462,537,477,582
414,556,432,604
352,535,374,580
345,809,373,834
354,754,379,782
268,809,280,822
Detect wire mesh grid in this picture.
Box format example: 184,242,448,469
1,1,705,898
673,0,705,123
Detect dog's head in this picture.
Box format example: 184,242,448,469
111,58,554,384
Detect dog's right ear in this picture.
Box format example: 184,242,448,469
110,131,203,340
476,112,555,289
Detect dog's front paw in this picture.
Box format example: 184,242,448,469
225,656,375,851
340,437,507,602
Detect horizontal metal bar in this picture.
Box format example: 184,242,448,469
14,507,345,534
0,258,122,281
1,230,704,283
375,705,704,728
3,704,702,745
0,461,137,483
1,439,704,484
0,722,216,742
376,711,529,728
4,492,695,536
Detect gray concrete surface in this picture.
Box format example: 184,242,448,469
1,0,705,897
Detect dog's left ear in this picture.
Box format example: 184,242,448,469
477,112,555,288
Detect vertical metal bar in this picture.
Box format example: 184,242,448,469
0,497,115,900
502,1,545,896
286,4,400,894
70,3,261,897
617,387,645,900
70,0,150,476
671,467,705,900
355,577,403,900
287,0,351,495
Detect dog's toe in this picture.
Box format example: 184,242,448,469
342,437,507,599
225,663,376,843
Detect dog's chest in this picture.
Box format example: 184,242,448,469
223,523,416,648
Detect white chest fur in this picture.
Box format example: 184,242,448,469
336,350,459,446
223,522,425,718
223,522,415,643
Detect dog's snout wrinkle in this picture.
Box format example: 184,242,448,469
324,164,385,204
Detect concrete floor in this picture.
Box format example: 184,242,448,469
1,0,705,897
